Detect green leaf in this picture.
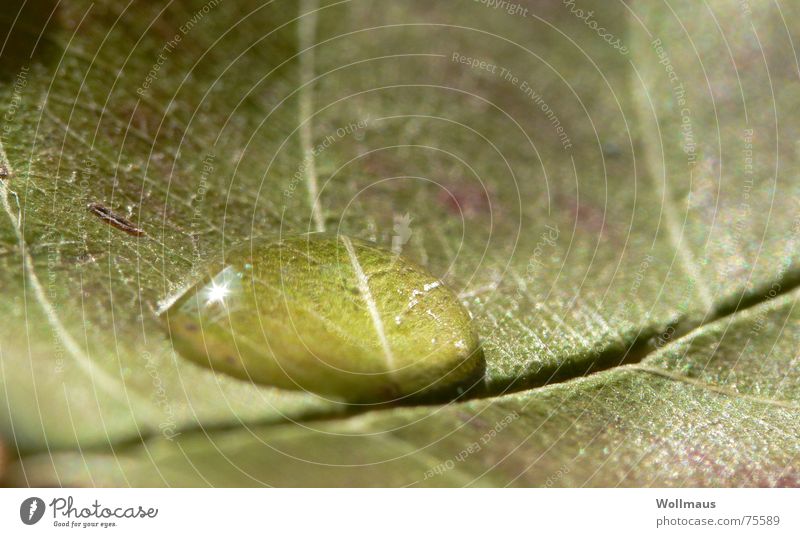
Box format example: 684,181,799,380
2,0,799,485
1,0,346,451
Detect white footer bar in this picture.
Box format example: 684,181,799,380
1,488,797,535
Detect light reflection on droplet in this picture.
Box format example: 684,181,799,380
180,266,244,320
205,282,230,306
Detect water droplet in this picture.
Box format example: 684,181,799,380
161,233,484,402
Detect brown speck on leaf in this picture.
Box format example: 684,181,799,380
0,438,7,479
76,252,98,265
88,203,145,236
554,193,618,244
0,162,9,180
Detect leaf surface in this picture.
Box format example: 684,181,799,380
9,287,800,486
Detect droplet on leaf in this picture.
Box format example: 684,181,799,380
161,234,484,402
